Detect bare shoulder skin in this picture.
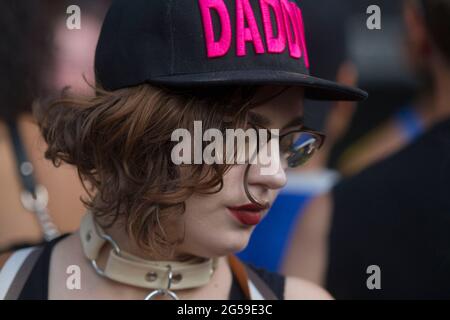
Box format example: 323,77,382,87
284,276,333,300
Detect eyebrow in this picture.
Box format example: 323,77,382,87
248,112,304,130
248,112,272,127
282,116,304,130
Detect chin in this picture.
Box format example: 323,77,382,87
216,228,254,255
182,224,255,257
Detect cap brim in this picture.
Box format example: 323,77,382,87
150,70,368,101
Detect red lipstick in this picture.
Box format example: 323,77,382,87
228,204,265,226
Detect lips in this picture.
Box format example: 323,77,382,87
227,204,266,226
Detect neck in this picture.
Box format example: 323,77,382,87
71,230,229,299
101,220,202,263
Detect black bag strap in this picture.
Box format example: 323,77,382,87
5,119,59,241
0,246,44,300
6,119,37,194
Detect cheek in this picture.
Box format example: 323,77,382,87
180,198,254,256
182,191,226,233
222,165,246,190
177,166,255,255
182,165,246,220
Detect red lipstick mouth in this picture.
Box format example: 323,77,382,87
227,203,268,226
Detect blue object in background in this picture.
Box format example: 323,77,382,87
394,106,425,142
237,192,313,272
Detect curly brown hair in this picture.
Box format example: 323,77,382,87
34,83,286,256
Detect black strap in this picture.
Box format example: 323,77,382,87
3,118,60,243
5,118,37,195
3,247,45,300
245,265,278,300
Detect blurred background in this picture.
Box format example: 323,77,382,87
0,0,110,259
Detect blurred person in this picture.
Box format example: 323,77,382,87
0,0,367,300
336,102,425,176
283,0,450,299
50,0,109,94
0,1,108,260
327,0,417,177
335,0,450,177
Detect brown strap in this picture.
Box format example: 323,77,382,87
228,254,279,300
228,254,251,299
3,247,44,300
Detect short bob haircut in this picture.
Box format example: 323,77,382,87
34,84,288,256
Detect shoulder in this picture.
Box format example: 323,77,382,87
284,276,333,300
245,264,332,300
334,120,450,205
341,120,450,185
0,234,70,300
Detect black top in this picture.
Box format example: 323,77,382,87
327,118,450,299
18,235,285,300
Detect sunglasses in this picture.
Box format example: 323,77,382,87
250,123,326,169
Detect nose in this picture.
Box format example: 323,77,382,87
245,150,288,191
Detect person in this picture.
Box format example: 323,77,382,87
0,0,366,300
283,0,450,299
0,0,108,257
332,0,450,178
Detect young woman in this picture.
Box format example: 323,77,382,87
0,0,366,300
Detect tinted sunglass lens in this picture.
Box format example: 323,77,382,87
287,133,319,168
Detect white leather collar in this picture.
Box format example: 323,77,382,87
80,211,218,291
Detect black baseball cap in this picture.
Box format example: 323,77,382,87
95,0,368,101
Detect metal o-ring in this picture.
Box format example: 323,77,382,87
89,229,121,277
145,289,179,300
91,259,106,277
